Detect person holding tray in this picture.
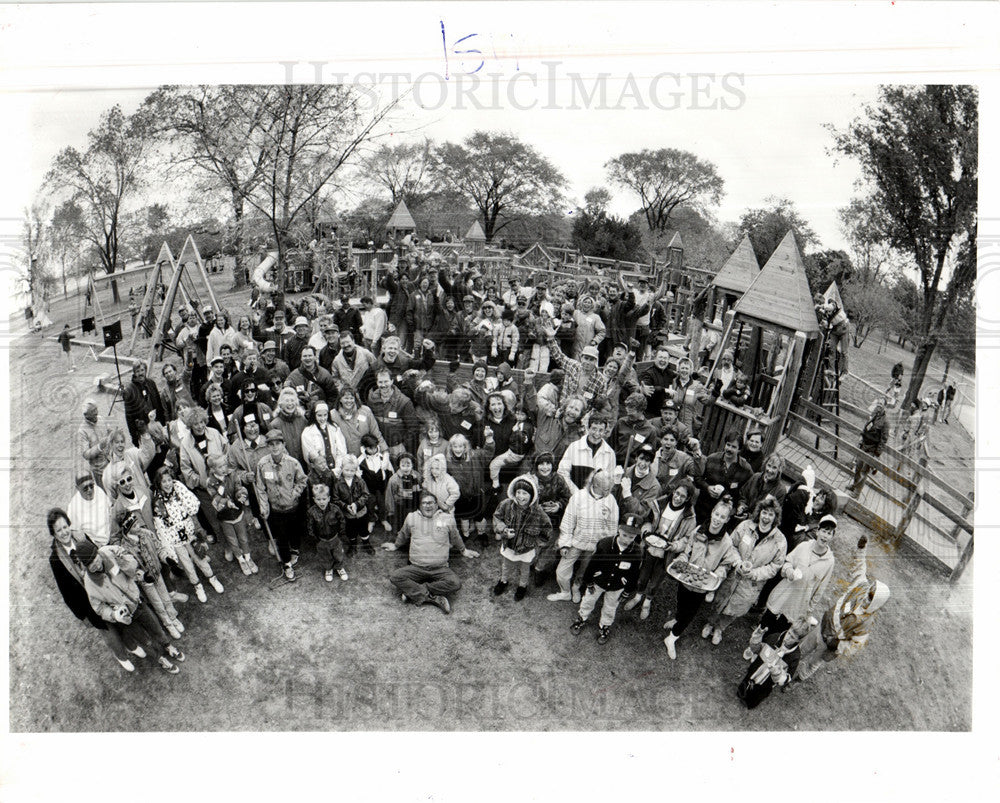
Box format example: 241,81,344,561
662,497,740,660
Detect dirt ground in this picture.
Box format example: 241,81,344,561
7,287,973,731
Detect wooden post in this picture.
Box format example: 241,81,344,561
764,331,806,456
125,261,161,355
145,258,187,371
893,486,922,543
950,531,974,582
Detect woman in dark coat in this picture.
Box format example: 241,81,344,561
47,507,143,672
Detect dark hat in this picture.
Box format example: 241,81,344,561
510,478,534,497
619,514,646,536
635,446,656,462
662,399,678,412
534,451,555,467
73,538,99,567
265,429,285,443
242,379,258,392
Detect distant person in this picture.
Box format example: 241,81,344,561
58,324,75,372
942,383,956,424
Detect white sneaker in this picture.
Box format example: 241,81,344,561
116,657,136,672
169,590,189,603
701,624,714,639
664,633,678,660
208,575,224,594
381,520,391,532
267,542,276,557
128,645,147,659
743,647,754,661
324,569,334,582
640,599,652,621
571,588,582,604
224,549,234,562
289,551,299,567
662,617,677,630
246,556,259,574
711,628,723,646
173,619,185,634
337,567,349,581
547,591,572,602
195,584,208,603
237,556,252,576
623,594,642,612
166,623,182,640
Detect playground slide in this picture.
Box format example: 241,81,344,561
252,251,279,293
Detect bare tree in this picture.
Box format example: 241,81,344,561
45,105,153,302
361,139,433,206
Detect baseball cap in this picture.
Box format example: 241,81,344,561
818,514,838,530
581,345,600,360
210,356,224,365
619,514,646,536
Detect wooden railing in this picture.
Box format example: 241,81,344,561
783,396,973,581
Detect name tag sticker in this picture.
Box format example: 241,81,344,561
244,414,256,423
264,471,276,481
633,434,645,443
461,420,472,430
387,411,398,419
669,468,678,476
619,561,632,570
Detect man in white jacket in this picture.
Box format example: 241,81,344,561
548,470,619,604
557,415,617,494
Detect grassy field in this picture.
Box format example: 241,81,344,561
7,282,973,731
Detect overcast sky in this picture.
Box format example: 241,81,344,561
9,80,876,254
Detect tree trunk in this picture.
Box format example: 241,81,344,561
230,199,247,290
941,356,951,383
62,258,68,299
110,278,120,304
272,228,287,311
904,337,937,409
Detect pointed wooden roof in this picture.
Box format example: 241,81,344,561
734,231,819,334
711,235,760,294
465,220,486,241
387,200,416,230
823,281,844,310
667,231,683,249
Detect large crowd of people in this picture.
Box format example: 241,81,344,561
50,256,892,707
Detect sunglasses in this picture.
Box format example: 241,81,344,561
118,475,134,486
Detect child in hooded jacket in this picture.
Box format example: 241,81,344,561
491,476,552,600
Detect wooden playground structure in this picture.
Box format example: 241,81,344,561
69,213,973,581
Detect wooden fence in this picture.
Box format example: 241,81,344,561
779,396,973,581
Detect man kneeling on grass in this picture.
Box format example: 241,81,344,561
382,491,479,614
